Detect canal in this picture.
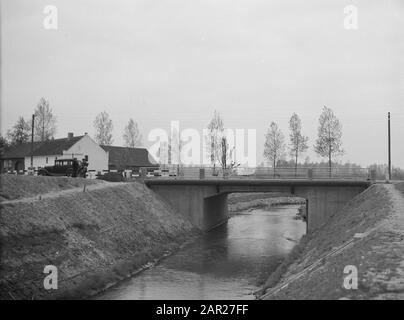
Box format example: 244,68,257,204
97,204,306,300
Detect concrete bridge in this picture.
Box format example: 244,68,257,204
144,179,372,232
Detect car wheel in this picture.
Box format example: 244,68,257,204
66,168,73,177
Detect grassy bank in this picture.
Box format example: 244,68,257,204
0,175,103,202
228,192,305,214
259,182,404,300
0,175,198,299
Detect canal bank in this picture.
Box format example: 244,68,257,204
0,175,199,300
260,182,404,300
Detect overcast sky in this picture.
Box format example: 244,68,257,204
1,0,403,167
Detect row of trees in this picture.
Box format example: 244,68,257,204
203,106,344,173
2,100,402,177
368,164,404,180
263,106,344,173
1,100,143,149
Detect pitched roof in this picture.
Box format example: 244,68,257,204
32,136,83,156
0,136,83,159
1,141,42,159
101,145,157,169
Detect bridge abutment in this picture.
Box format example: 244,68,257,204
148,184,224,229
294,185,367,231
203,193,229,230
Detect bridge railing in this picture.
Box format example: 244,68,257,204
141,166,373,181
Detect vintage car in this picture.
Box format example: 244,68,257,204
38,159,86,177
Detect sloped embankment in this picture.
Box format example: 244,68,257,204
0,175,103,201
260,182,404,300
0,175,197,299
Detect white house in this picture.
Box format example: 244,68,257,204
27,133,109,171
1,133,109,172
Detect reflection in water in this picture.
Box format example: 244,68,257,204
97,205,306,300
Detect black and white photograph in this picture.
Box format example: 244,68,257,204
0,0,403,306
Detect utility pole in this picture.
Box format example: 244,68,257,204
30,114,35,172
388,112,391,181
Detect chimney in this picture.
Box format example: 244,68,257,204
67,132,74,140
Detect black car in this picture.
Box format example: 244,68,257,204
38,159,87,177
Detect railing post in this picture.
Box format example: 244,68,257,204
307,168,313,180
370,169,376,182
199,168,205,180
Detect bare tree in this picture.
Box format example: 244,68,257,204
217,135,236,176
34,97,56,141
289,113,308,176
206,110,224,171
167,125,184,175
94,111,113,145
167,125,179,164
7,116,31,145
123,118,142,147
263,122,285,176
314,106,344,176
157,141,169,167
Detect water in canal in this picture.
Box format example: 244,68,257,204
98,205,306,300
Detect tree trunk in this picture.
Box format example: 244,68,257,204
42,118,45,142
295,137,299,177
328,149,332,178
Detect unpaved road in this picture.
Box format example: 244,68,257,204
0,181,127,205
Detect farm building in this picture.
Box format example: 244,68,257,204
100,145,157,171
0,133,156,173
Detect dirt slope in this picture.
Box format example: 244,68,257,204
261,182,404,300
0,176,197,299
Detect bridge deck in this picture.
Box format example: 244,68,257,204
144,179,372,187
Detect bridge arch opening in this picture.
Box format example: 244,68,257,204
204,192,308,233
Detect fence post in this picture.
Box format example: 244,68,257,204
140,167,147,179
199,168,205,180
